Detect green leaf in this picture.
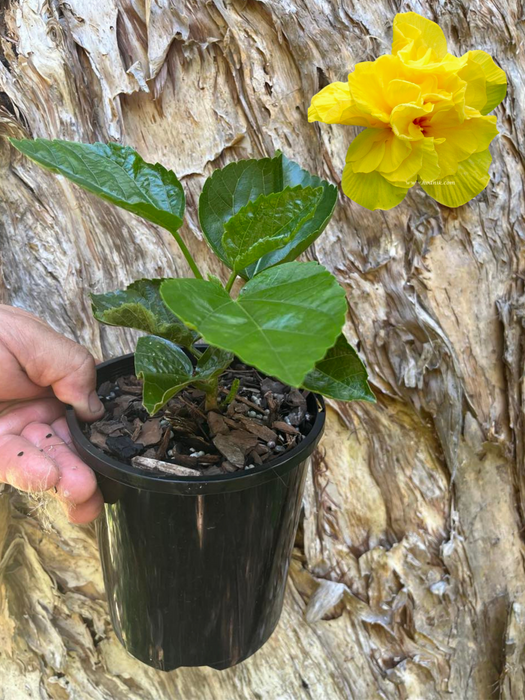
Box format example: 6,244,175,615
135,336,194,415
244,154,338,278
222,185,323,273
198,151,337,278
161,261,347,387
195,346,233,381
10,138,185,233
302,335,375,402
91,279,196,348
199,155,283,264
135,338,233,415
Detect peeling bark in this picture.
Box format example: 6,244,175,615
0,1,524,698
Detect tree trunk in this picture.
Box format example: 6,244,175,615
0,1,523,698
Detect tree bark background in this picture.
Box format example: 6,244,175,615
0,1,523,698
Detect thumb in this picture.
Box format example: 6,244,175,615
49,347,105,421
0,306,104,422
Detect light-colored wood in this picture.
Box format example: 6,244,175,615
0,2,523,698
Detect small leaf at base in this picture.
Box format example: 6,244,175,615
135,336,194,415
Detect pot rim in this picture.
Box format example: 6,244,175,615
66,353,326,495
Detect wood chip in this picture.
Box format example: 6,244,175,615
138,418,163,446
228,429,259,453
272,421,300,435
172,452,220,467
224,416,242,429
132,456,201,477
89,430,108,450
286,388,307,408
113,394,139,418
97,380,113,397
156,427,172,460
166,414,200,435
222,389,266,414
238,416,277,442
249,449,263,465
261,378,286,394
222,461,238,473
91,419,124,436
117,376,142,395
213,434,245,467
207,411,229,436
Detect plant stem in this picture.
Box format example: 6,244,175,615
171,229,203,279
204,379,219,411
220,378,240,408
225,271,237,293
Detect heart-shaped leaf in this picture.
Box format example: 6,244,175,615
302,334,375,401
222,185,323,272
161,261,347,387
244,154,338,277
10,139,185,233
135,336,195,414
91,279,196,348
199,155,283,264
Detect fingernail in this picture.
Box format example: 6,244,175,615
88,390,104,415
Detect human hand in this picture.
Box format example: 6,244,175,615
0,305,105,523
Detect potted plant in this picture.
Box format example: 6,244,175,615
10,138,374,671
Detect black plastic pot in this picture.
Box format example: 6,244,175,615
66,353,325,671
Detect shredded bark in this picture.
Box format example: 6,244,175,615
85,363,313,475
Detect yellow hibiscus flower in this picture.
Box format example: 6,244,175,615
308,12,506,210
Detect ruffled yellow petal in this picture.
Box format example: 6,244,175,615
308,81,387,127
421,149,492,207
417,139,442,183
392,12,447,64
348,55,400,123
345,128,390,173
308,81,354,124
342,161,410,210
385,79,421,109
378,133,411,173
427,110,498,176
456,57,487,112
464,50,507,114
382,137,440,185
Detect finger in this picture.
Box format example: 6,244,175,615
0,434,59,492
0,398,65,436
51,416,80,455
21,423,98,505
0,343,54,401
0,308,104,421
61,490,104,524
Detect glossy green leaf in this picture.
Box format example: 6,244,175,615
199,155,283,264
135,336,194,415
199,152,337,275
222,185,323,272
10,138,185,233
161,261,347,387
194,346,233,381
302,334,375,402
244,154,338,278
91,279,196,348
135,338,233,415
